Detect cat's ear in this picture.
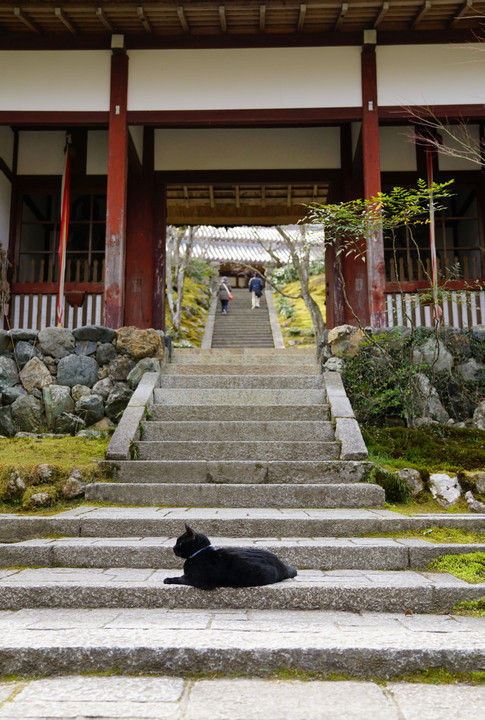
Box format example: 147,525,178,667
184,523,196,538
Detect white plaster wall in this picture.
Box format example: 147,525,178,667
128,47,362,111
439,124,481,171
87,131,109,175
0,51,111,111
129,126,144,164
0,127,14,170
377,44,485,107
17,131,65,174
155,127,340,170
379,126,416,172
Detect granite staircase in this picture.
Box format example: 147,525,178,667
0,348,484,678
211,288,274,348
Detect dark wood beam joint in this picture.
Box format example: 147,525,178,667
0,157,13,183
54,8,77,35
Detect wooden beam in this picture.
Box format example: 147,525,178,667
298,4,306,32
54,7,77,35
0,157,13,183
137,6,152,33
13,7,41,34
235,185,240,208
374,1,389,28
287,185,292,207
362,46,386,327
412,1,432,30
259,4,266,32
261,185,266,206
96,7,115,33
219,5,227,33
209,185,215,208
105,51,129,329
177,6,190,32
451,0,473,28
183,185,189,207
335,3,349,31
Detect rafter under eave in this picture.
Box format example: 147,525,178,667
96,7,115,33
450,0,473,28
335,3,349,31
54,7,77,35
137,6,152,33
412,0,432,29
297,4,306,32
374,1,389,28
177,6,190,33
259,4,266,32
13,6,41,34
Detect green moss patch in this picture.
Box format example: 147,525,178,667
427,552,485,583
364,425,485,473
0,436,111,513
452,598,485,616
275,274,326,348
364,527,485,543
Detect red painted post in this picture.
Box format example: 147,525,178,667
153,181,167,330
362,42,386,327
104,51,128,329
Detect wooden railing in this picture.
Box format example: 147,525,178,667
386,252,481,284
14,257,105,284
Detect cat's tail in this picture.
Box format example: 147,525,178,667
285,565,297,579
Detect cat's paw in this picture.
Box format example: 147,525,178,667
164,577,175,584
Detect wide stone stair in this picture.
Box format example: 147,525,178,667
210,288,274,347
0,348,484,678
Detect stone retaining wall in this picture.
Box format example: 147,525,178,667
0,326,165,437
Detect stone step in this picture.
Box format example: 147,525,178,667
211,342,275,348
2,508,484,543
165,364,320,375
149,405,330,421
141,420,335,442
0,567,482,613
159,375,323,389
135,440,341,461
1,608,483,679
111,460,370,484
3,536,483,570
85,483,384,508
171,349,316,364
153,388,326,405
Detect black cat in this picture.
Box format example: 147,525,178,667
163,524,298,590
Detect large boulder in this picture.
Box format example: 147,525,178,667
108,355,135,382
55,413,86,435
43,385,75,430
327,325,365,358
20,357,55,392
57,354,99,388
415,373,449,424
0,407,16,437
0,329,9,353
115,326,164,361
38,327,75,359
105,383,133,422
75,340,97,356
0,356,19,389
96,342,117,366
127,357,161,389
397,468,424,496
0,386,26,406
413,338,453,373
12,340,41,369
429,473,461,507
73,325,116,343
91,378,113,400
457,358,485,382
472,400,485,430
75,394,105,426
11,395,46,433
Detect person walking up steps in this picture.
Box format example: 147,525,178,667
217,276,233,315
249,273,264,309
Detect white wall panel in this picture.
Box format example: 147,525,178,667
0,127,14,169
87,131,109,175
17,131,65,174
155,127,341,170
0,51,111,111
377,44,485,107
379,126,417,172
129,47,361,110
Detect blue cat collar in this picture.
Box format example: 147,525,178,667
188,545,214,559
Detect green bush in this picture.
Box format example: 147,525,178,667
368,465,411,503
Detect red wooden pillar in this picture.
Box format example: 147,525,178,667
104,51,128,328
362,40,386,327
153,180,167,330
125,128,156,327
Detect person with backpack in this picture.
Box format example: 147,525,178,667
248,273,264,309
216,276,233,315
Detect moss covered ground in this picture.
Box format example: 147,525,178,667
274,274,326,348
0,436,111,513
426,552,485,583
165,272,212,347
